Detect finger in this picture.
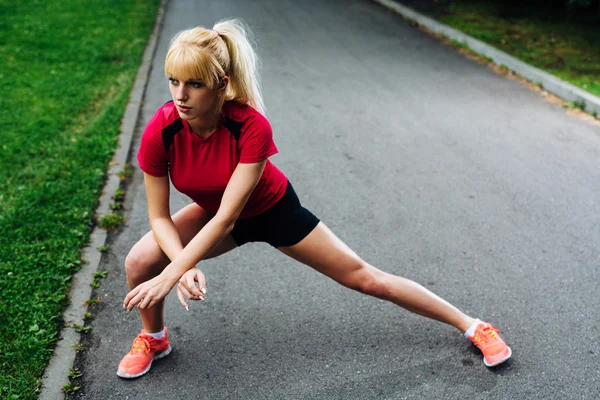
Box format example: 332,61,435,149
176,286,190,310
178,282,196,299
123,287,139,308
178,278,196,300
138,292,154,310
186,272,203,298
127,290,147,312
124,289,142,311
183,284,205,301
179,283,202,301
145,297,159,310
195,270,207,294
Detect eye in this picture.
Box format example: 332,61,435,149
168,77,179,85
188,81,204,89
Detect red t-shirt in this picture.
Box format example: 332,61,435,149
137,101,288,219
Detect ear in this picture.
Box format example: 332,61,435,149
218,76,229,92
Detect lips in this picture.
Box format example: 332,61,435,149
177,105,192,114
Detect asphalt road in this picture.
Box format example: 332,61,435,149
73,0,600,399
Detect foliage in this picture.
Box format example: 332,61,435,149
0,0,160,398
424,0,600,97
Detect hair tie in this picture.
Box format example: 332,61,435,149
212,29,221,37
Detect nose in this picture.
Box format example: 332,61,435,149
176,84,187,103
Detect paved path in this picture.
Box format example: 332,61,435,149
74,0,600,398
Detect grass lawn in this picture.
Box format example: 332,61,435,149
403,0,600,98
0,0,160,398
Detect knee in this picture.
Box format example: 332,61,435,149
348,263,390,299
124,249,154,284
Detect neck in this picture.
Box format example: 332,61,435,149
187,109,222,138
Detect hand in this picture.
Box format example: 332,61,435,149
176,268,207,310
123,273,178,311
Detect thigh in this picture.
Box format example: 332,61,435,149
278,222,369,284
129,203,238,271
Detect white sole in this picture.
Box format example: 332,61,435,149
116,345,172,379
483,346,512,367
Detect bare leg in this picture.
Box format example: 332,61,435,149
279,223,475,332
125,203,237,333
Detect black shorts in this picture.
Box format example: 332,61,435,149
230,181,320,248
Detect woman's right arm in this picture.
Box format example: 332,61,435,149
144,172,184,261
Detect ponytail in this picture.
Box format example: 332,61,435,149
214,19,265,114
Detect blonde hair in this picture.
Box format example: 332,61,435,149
165,19,265,114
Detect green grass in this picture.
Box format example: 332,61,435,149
0,0,160,398
411,1,600,97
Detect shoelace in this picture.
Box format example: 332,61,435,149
129,336,151,355
472,324,500,344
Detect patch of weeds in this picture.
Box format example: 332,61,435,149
85,297,101,306
591,111,598,119
68,368,82,379
90,270,108,288
62,383,80,396
84,312,93,319
98,244,111,252
73,324,92,334
109,202,123,211
112,188,125,201
451,38,469,50
71,342,86,352
94,271,108,279
99,212,125,230
106,186,127,227
535,81,544,89
118,169,133,181
565,100,586,110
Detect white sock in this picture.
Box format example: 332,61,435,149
464,319,483,338
145,328,166,339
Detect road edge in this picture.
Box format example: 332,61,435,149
38,0,168,398
372,0,600,116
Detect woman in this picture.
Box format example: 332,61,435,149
118,19,511,379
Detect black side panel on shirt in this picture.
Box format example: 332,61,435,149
223,116,243,140
162,118,183,152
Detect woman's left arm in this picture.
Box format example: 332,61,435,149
124,161,266,311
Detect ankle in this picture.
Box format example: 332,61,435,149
144,327,166,339
457,316,478,334
463,319,482,338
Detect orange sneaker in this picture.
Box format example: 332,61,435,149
117,329,172,379
467,322,512,367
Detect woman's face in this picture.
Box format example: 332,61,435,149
168,76,224,125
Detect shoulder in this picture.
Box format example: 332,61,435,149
142,101,183,150
138,102,176,176
146,101,179,132
140,101,180,155
222,102,271,139
224,103,278,163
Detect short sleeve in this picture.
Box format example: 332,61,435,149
238,113,278,164
137,110,169,176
